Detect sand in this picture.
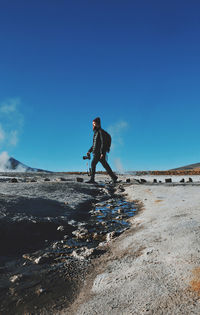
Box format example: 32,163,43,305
67,176,200,314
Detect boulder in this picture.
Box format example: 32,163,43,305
165,178,172,183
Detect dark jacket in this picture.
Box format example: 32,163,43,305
88,128,105,155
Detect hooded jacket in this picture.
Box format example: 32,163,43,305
88,128,105,155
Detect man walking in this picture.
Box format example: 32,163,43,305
86,117,118,184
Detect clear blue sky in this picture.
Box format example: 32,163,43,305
0,0,200,172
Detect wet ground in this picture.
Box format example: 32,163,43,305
0,173,138,314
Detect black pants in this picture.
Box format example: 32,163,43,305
91,153,116,180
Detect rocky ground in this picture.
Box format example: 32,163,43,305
0,172,137,314
66,175,200,315
2,173,200,315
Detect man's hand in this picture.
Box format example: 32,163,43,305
100,154,104,160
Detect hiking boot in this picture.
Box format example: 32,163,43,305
111,176,118,184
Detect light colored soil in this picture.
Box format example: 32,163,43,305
66,179,200,315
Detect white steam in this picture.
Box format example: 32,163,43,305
108,120,128,174
0,98,26,172
108,121,128,149
0,152,11,171
0,98,24,148
0,124,5,143
0,151,28,172
114,158,124,174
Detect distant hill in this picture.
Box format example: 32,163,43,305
171,163,200,171
6,157,50,172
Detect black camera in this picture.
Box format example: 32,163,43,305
83,156,91,160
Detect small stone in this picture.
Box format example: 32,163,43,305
165,178,172,183
180,178,185,183
76,177,83,183
36,288,46,296
72,228,88,239
188,177,193,183
71,247,94,260
140,179,147,183
126,178,131,183
59,177,67,181
153,179,157,183
108,205,115,209
57,225,65,232
106,231,117,242
118,185,125,192
31,179,37,182
34,253,55,264
10,274,23,283
10,178,18,183
22,253,34,261
44,178,50,182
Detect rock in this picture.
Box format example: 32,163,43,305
126,178,131,183
36,288,46,296
59,177,67,181
71,247,95,260
118,208,124,214
72,228,88,239
165,178,172,183
140,179,147,183
31,179,37,182
118,185,125,192
108,205,115,209
180,178,185,183
159,181,162,183
10,178,18,183
57,225,65,232
106,231,117,242
115,215,122,220
52,241,63,249
34,253,55,265
76,177,83,183
44,178,50,182
55,177,67,182
22,253,34,262
153,179,157,183
10,274,23,283
188,177,193,183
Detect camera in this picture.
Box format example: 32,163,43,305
83,156,91,160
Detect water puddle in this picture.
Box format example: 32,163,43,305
53,197,137,255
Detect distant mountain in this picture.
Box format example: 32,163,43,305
7,157,50,172
171,163,200,171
